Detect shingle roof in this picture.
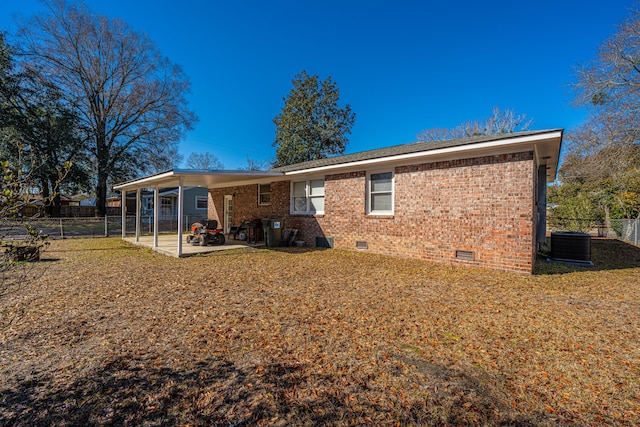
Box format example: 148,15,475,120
272,129,563,173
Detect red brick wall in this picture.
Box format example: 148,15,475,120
208,181,290,226
391,152,536,273
297,152,536,273
209,151,537,273
208,181,324,242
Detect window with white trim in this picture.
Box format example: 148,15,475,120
195,195,207,210
258,183,271,205
144,197,153,211
291,179,324,214
368,171,393,214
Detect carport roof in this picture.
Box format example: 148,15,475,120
113,169,285,191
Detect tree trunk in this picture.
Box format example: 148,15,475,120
95,132,109,217
95,170,108,217
604,204,611,231
41,177,52,217
51,192,61,218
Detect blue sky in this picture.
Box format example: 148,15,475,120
0,0,635,169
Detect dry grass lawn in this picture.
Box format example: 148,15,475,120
1,237,639,426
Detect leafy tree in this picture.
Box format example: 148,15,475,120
273,70,355,167
17,0,196,216
1,34,69,323
416,107,532,141
185,152,224,170
547,173,603,233
1,32,86,216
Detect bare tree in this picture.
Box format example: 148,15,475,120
416,107,532,141
560,7,640,222
560,114,640,225
17,0,196,216
244,156,272,171
574,9,640,122
185,152,224,170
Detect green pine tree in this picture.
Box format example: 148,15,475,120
273,71,355,167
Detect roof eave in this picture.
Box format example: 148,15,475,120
283,130,563,182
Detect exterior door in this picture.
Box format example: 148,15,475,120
223,195,233,234
161,196,174,220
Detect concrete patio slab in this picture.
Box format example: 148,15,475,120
124,234,263,257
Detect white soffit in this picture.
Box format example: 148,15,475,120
113,170,285,191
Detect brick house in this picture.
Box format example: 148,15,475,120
208,129,562,273
114,129,562,273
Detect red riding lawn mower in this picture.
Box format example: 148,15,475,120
186,219,226,246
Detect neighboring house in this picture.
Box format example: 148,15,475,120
141,186,209,221
17,194,94,217
114,129,562,273
108,188,209,220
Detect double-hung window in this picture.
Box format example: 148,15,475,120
258,183,271,205
368,171,393,215
292,179,324,214
195,196,207,210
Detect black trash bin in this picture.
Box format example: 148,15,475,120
261,217,285,247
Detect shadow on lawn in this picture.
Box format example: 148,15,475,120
535,238,640,275
0,356,298,426
0,354,551,426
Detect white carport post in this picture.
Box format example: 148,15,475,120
121,190,127,238
153,183,159,248
135,188,141,242
177,176,184,257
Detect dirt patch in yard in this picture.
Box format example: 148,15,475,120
1,238,638,426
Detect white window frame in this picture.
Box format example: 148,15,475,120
290,178,325,215
367,170,394,215
144,197,153,211
195,195,208,210
258,183,271,206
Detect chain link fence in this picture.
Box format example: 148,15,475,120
611,218,640,246
5,215,639,247
1,215,206,240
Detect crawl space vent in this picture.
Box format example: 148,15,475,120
455,250,474,261
356,241,368,250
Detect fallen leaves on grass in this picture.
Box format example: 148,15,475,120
0,237,638,426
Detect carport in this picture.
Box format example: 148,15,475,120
113,169,284,257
